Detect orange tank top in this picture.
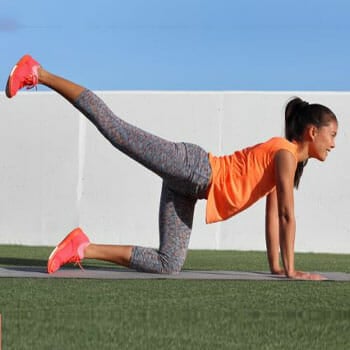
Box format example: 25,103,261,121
206,137,298,224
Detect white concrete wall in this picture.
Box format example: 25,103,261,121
0,91,349,253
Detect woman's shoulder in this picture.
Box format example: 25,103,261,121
261,137,296,150
264,136,292,145
262,137,298,161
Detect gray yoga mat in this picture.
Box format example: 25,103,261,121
0,266,349,281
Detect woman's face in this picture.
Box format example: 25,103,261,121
309,120,338,161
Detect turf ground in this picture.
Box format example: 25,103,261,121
0,246,350,349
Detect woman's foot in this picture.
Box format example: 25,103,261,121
47,227,90,274
6,54,40,98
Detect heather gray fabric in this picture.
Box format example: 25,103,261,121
73,89,212,273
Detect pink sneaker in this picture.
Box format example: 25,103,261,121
47,227,90,274
6,54,40,98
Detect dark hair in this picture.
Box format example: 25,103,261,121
285,97,337,188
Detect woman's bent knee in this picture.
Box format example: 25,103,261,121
160,256,185,274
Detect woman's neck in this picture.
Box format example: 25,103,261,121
293,141,309,162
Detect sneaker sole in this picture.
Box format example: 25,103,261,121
5,55,32,98
47,228,84,274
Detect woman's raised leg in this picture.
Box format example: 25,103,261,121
7,55,210,190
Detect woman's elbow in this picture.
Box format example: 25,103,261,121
278,210,295,225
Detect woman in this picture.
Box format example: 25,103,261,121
6,55,338,280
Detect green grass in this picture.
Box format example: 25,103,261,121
0,246,350,349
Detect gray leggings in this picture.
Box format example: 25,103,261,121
73,90,212,273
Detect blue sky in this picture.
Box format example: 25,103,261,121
1,0,349,91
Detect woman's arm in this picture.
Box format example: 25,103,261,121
274,150,325,280
265,189,284,274
274,150,296,276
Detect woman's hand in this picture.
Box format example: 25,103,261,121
288,271,327,281
270,269,326,280
271,268,286,276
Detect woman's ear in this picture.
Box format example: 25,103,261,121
306,125,318,141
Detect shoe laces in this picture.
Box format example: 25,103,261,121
23,73,38,91
68,256,85,272
75,260,85,271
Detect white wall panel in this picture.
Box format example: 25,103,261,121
0,91,348,253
